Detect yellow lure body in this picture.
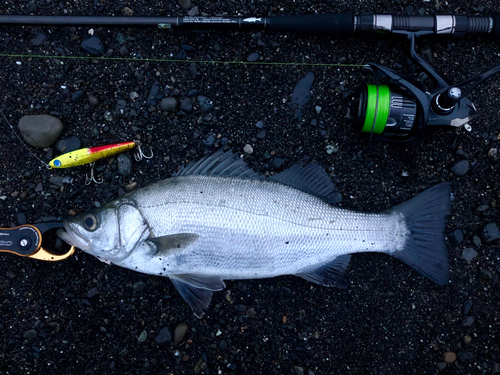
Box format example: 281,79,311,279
48,141,136,169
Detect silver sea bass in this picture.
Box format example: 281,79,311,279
58,150,451,317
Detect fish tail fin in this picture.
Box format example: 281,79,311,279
391,182,451,285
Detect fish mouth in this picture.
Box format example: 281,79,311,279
57,222,90,250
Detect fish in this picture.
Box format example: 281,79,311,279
57,149,451,317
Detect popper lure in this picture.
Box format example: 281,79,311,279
49,141,137,169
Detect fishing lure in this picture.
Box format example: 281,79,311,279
49,141,137,169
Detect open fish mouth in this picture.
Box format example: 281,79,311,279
57,222,90,250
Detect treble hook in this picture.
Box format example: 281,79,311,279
134,141,154,161
85,162,104,185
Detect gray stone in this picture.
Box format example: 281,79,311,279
247,52,259,62
180,98,192,112
30,32,46,46
81,36,105,56
23,329,38,340
449,229,464,244
177,0,191,9
462,300,473,315
160,97,177,112
56,136,81,153
132,281,146,292
155,326,172,345
138,330,148,342
197,96,213,111
174,323,188,343
19,115,63,148
482,222,500,242
461,248,477,263
187,6,199,16
450,160,469,176
461,316,474,326
117,154,132,177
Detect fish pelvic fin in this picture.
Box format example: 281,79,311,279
169,274,226,318
391,182,451,285
297,254,351,288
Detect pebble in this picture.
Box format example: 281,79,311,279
461,248,477,263
243,144,253,154
147,84,160,106
19,115,63,148
160,97,177,112
464,335,472,344
256,130,266,139
88,94,99,105
30,32,47,46
122,7,134,16
132,281,146,292
457,351,474,361
81,36,105,56
293,366,304,375
49,176,65,187
72,90,84,100
155,326,172,345
247,52,259,62
450,160,469,176
461,316,474,326
255,121,264,128
174,323,188,343
197,96,213,111
129,92,139,100
326,145,338,154
449,229,464,244
315,106,322,114
443,351,457,363
273,157,285,169
177,0,191,10
187,6,199,16
116,99,127,110
203,134,215,147
180,98,192,112
463,300,473,315
117,154,132,176
482,222,500,242
56,136,81,153
126,181,138,191
138,330,148,343
23,329,38,340
473,235,482,247
116,33,127,45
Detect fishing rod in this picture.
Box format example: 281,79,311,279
2,11,500,142
0,13,499,38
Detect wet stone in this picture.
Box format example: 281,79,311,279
72,90,84,101
132,281,146,292
247,52,259,62
256,120,264,128
116,99,127,110
243,144,253,154
463,300,473,315
155,326,172,345
482,222,500,243
257,130,266,139
160,97,177,112
147,84,160,106
30,32,47,46
180,98,193,112
81,36,105,56
197,96,213,111
462,247,477,263
461,316,475,326
443,352,457,363
188,6,199,16
23,329,38,340
174,323,188,343
273,157,285,169
450,160,469,176
138,330,148,343
449,229,464,244
19,115,64,148
203,134,215,147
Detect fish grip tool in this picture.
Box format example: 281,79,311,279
0,222,75,261
352,32,500,142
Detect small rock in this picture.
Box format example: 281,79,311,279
122,7,133,16
247,52,259,62
177,0,191,10
132,281,146,292
174,323,188,343
56,136,81,153
243,144,253,154
461,316,474,326
126,181,137,191
472,235,482,247
72,90,84,101
116,99,127,110
482,222,500,243
155,326,172,345
464,335,472,344
197,96,213,111
293,366,304,375
180,98,192,112
203,134,215,147
19,115,63,148
450,160,469,176
443,351,457,363
147,84,160,106
273,157,285,169
449,229,464,244
23,329,38,340
457,351,474,361
160,97,177,112
315,106,322,114
117,154,132,176
30,32,47,46
255,121,264,128
326,145,338,154
138,330,148,342
187,6,199,16
49,176,65,187
88,94,99,105
463,300,473,315
81,36,105,56
461,248,477,263
488,148,498,160
256,130,266,139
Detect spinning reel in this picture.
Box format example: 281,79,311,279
353,33,500,142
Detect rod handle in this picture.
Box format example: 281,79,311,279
268,13,355,35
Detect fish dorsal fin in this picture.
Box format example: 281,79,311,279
269,160,342,203
169,274,226,318
297,254,351,288
174,149,260,179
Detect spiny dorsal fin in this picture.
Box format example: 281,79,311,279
269,160,342,203
174,149,260,179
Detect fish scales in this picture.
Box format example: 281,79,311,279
130,175,403,279
58,149,451,317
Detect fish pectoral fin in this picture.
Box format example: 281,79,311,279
170,275,225,318
296,254,351,288
148,233,200,255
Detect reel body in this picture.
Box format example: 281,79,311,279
353,33,495,142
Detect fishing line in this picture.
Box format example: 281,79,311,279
0,107,50,169
0,53,364,68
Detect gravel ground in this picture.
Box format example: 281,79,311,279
1,1,499,374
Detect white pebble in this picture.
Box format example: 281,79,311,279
243,144,253,154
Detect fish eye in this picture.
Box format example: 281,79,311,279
83,214,98,231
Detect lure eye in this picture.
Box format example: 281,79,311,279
83,214,98,231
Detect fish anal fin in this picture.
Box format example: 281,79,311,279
148,233,199,255
297,254,351,288
169,274,226,318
